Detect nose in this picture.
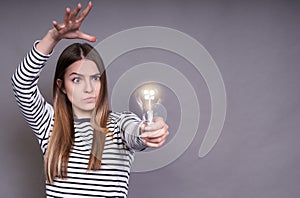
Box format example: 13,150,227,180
84,79,93,93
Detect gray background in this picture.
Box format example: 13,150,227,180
1,0,299,197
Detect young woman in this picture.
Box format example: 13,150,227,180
12,2,169,197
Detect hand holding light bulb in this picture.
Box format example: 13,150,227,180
135,84,169,147
139,117,169,148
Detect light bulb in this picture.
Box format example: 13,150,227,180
135,84,160,125
138,88,159,125
135,83,167,128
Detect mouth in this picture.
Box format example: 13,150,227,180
83,97,96,103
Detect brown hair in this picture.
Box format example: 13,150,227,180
45,43,110,183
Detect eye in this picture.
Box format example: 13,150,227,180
72,77,81,83
92,75,101,81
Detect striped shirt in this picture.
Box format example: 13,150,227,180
12,42,147,197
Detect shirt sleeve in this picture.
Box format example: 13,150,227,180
117,111,148,151
11,41,54,154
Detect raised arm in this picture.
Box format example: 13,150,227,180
12,2,96,153
37,1,96,55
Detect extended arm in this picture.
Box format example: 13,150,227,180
119,112,169,151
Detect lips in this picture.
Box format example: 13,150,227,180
83,97,96,103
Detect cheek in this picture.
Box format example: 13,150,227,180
64,87,74,102
63,82,77,101
95,83,102,98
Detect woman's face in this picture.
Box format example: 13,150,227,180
59,59,101,118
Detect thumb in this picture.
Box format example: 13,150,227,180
77,31,97,42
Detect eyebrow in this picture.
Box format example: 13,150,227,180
69,72,101,77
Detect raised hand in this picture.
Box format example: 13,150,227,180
52,1,96,42
36,1,96,55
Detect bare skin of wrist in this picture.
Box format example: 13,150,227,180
36,28,61,55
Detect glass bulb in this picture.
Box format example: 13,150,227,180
136,86,158,125
135,83,167,126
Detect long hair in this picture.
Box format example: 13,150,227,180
45,43,110,183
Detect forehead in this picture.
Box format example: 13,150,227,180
65,59,99,75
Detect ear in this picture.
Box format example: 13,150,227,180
56,79,66,94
